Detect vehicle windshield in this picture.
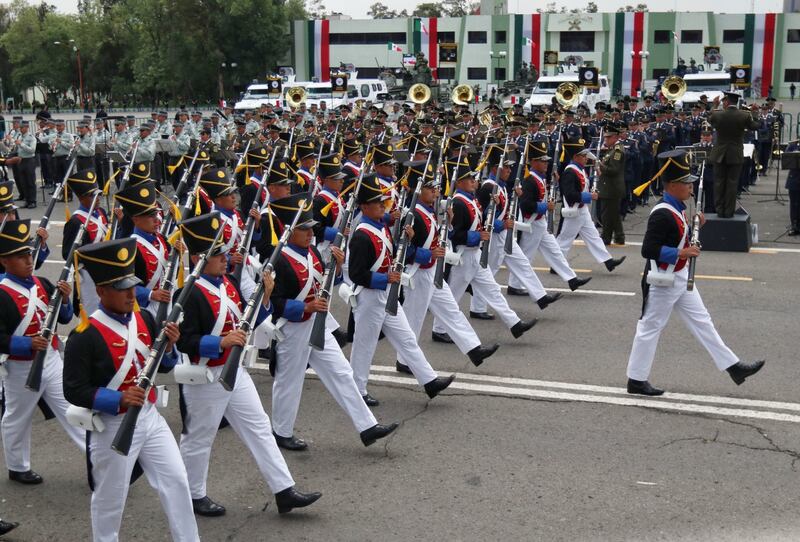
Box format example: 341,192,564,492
685,78,730,92
242,90,271,100
306,87,333,99
533,80,576,94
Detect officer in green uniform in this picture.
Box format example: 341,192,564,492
598,124,626,245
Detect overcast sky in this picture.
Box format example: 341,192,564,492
47,0,783,19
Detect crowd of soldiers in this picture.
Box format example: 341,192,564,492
0,87,781,539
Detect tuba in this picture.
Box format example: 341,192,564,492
661,75,687,102
555,82,580,109
408,83,432,105
451,84,474,106
286,86,307,108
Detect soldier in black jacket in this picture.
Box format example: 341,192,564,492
63,238,200,541
625,150,765,396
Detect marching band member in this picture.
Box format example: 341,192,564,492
395,160,499,372
467,144,562,319
175,213,321,517
347,173,455,406
166,122,191,189
625,150,765,395
0,181,50,273
430,156,537,343
63,238,199,542
0,219,85,485
556,146,626,272
507,141,591,292
268,193,398,450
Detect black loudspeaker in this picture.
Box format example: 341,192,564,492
699,210,753,252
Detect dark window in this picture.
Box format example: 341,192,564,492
723,29,745,43
467,67,487,79
329,33,406,45
355,67,380,78
653,30,671,44
494,67,507,81
468,31,487,44
788,29,800,43
559,31,594,52
785,69,800,82
494,30,507,44
437,67,456,79
681,30,703,44
652,68,669,80
439,44,458,63
438,31,455,43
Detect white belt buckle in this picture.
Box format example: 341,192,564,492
173,363,214,385
66,405,105,432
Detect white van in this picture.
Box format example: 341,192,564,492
234,84,283,110
676,71,736,108
524,72,610,112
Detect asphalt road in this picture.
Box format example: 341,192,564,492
1,176,799,541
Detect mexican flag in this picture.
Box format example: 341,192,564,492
388,42,403,52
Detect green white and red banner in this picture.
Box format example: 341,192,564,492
613,11,645,96
413,17,437,78
307,19,330,82
744,13,777,97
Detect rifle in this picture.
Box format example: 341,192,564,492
231,147,279,283
233,139,252,175
385,153,427,316
504,134,530,255
32,139,80,264
160,145,203,238
178,164,210,223
218,203,306,391
479,134,509,268
433,137,458,289
111,226,224,456
547,127,564,234
308,141,373,350
309,141,325,194
108,140,140,240
686,160,705,291
26,191,101,392
590,126,603,223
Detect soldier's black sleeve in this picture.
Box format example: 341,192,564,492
641,209,678,262
449,198,480,248
63,326,107,410
475,181,493,210
518,176,540,218
0,289,21,355
347,231,379,288
239,183,258,217
559,169,583,207
312,194,333,245
175,287,209,360
61,216,80,260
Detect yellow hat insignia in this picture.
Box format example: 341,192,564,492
217,171,226,179
280,163,286,170
0,187,7,196
139,188,149,197
211,218,220,229
333,157,339,164
117,248,129,261
87,172,95,180
18,223,28,234
138,164,146,172
387,145,393,151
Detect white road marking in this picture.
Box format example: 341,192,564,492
499,284,636,297
576,239,800,254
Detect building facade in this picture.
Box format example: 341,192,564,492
292,12,800,98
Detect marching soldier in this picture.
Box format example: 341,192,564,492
0,219,85,485
63,238,200,542
625,150,765,395
0,182,51,273
597,125,626,245
63,169,110,316
556,147,626,272
238,145,272,216
558,110,584,173
430,156,537,342
293,139,317,192
507,141,591,292
467,144,562,317
394,160,500,372
347,173,455,406
174,212,321,517
268,193,398,450
113,182,171,319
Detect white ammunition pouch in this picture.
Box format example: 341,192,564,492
66,404,106,433
173,363,214,385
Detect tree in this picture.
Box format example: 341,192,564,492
367,2,398,18
438,0,478,17
305,0,327,19
586,2,598,12
412,2,442,17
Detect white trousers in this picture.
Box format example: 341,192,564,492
626,269,739,381
509,218,576,288
89,404,199,542
350,287,438,396
433,247,521,334
400,266,481,357
272,318,376,438
470,229,547,313
556,206,611,264
1,348,85,472
180,365,294,499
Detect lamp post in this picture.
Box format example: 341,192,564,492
54,40,84,111
219,61,238,104
489,50,507,97
629,50,650,99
